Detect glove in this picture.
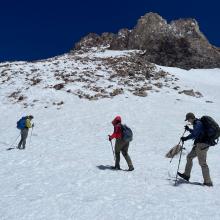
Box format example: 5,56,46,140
108,135,112,141
184,125,190,131
181,137,187,142
32,123,35,128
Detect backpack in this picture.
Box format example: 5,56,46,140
200,116,220,146
17,117,27,130
121,124,133,142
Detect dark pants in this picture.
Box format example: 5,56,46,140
115,138,133,168
18,128,29,149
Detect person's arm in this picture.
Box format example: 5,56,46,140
185,121,203,140
109,125,122,140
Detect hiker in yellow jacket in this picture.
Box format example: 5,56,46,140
18,115,34,149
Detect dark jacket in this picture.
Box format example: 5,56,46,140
185,119,207,144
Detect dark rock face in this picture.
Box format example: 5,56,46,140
73,12,220,69
74,32,115,51
110,29,131,50
124,13,220,69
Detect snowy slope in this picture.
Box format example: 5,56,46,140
1,49,173,106
0,53,220,220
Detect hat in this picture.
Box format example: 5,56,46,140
112,116,121,125
29,115,34,119
185,112,195,121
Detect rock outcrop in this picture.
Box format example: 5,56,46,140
73,12,220,69
74,33,115,51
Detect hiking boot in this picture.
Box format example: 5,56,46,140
111,165,121,170
203,182,213,187
177,172,190,181
128,166,134,171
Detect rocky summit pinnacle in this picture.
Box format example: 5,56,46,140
73,12,220,69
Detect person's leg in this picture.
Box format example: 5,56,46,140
184,146,197,177
114,139,123,169
21,129,29,149
121,142,134,170
196,143,212,184
18,130,24,149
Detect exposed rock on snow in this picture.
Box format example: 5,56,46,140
74,12,220,69
1,48,185,107
53,83,65,90
179,89,203,98
74,33,115,51
0,47,204,108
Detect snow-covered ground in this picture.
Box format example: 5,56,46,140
0,49,178,105
0,59,220,219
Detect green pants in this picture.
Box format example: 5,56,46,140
184,143,212,184
115,138,133,168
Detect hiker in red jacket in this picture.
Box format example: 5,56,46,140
109,116,134,171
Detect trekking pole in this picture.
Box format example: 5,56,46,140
110,140,116,162
29,127,33,148
170,129,186,163
174,140,185,186
9,133,20,149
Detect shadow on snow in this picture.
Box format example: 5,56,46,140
96,165,114,170
170,178,203,186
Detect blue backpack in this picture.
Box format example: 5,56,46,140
17,117,27,129
121,124,133,142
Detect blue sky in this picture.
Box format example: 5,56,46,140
0,0,219,61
